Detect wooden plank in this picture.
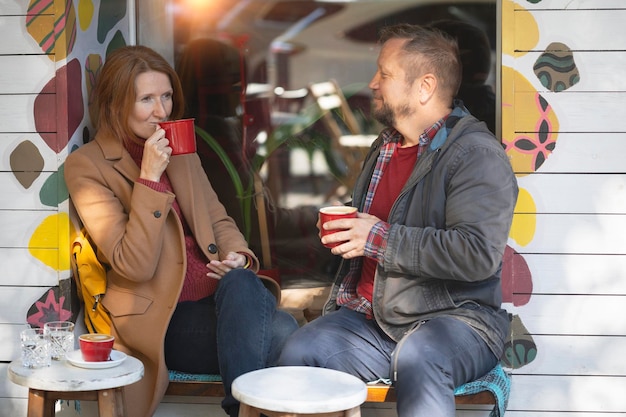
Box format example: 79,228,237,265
0,324,26,363
507,374,626,412
0,56,55,94
0,398,27,417
0,95,43,133
517,0,626,9
511,214,626,254
0,15,53,55
165,381,225,397
0,287,60,324
0,0,30,14
0,363,28,398
0,134,59,175
511,335,626,376
512,92,626,133
0,210,58,247
363,384,494,405
0,248,60,287
515,9,626,51
506,294,626,336
516,174,626,214
500,413,622,417
0,177,61,211
165,380,495,405
0,173,62,211
514,133,625,174
514,253,626,295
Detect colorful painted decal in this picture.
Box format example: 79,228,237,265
28,212,71,271
78,0,95,31
40,164,69,208
534,42,580,92
85,53,103,109
26,0,77,60
34,59,85,152
27,278,79,328
17,1,128,331
105,30,127,57
10,140,45,189
97,0,127,43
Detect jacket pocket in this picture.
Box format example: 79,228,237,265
102,286,153,318
381,278,455,322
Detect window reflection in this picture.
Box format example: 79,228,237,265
137,0,497,294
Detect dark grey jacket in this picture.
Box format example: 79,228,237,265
323,111,518,360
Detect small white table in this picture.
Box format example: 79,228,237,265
232,366,367,417
8,352,144,417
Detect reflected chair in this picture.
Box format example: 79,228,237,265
308,79,377,199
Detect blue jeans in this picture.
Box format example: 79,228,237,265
278,307,497,417
164,269,298,417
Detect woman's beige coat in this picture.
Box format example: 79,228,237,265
64,132,260,417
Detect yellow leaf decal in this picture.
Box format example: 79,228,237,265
513,0,539,55
510,188,536,247
78,0,95,31
28,212,71,271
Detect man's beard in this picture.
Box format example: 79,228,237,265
372,100,413,128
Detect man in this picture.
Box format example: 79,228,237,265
278,24,518,417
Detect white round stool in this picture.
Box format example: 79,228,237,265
8,353,143,417
232,366,367,417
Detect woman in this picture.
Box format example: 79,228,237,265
64,45,298,417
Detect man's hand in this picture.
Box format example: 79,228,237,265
321,212,381,258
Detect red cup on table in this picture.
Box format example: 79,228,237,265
319,206,358,248
79,334,115,362
159,118,196,155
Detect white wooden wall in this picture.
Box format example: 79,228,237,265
502,0,626,416
0,1,60,414
0,0,130,414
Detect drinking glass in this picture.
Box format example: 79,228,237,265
20,328,51,368
44,321,75,360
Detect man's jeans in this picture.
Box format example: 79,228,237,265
278,307,497,417
165,269,298,417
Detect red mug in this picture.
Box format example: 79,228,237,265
79,333,114,362
159,118,196,155
319,206,358,248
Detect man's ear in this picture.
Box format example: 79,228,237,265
418,73,437,103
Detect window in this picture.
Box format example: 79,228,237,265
136,0,500,292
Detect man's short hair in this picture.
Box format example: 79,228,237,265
378,24,462,100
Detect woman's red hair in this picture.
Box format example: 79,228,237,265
91,46,185,144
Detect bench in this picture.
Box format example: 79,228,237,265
166,363,510,416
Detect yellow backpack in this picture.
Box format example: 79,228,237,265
71,229,112,334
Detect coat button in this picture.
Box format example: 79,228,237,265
153,210,162,218
208,244,218,254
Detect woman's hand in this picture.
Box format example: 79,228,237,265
206,252,247,279
139,127,172,182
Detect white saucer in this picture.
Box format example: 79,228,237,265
66,349,127,369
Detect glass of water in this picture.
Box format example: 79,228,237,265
44,321,75,360
20,328,51,368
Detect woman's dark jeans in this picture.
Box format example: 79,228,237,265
165,269,298,417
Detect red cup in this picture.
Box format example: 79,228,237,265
159,118,196,155
79,333,114,362
319,206,358,248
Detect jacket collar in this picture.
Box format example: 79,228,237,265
429,102,470,150
94,132,141,182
